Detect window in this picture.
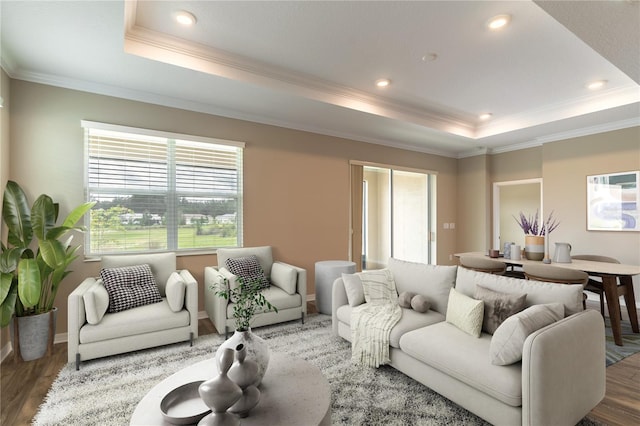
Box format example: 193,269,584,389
82,121,244,255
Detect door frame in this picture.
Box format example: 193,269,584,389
492,178,543,250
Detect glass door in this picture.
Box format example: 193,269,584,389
361,166,435,269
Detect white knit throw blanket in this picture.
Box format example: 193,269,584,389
351,269,402,367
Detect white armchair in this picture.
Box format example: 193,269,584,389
204,246,307,336
68,252,198,370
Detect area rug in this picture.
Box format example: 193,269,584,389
35,315,606,426
605,317,640,366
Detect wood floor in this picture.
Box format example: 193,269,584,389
1,303,639,426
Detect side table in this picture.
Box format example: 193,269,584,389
315,260,356,315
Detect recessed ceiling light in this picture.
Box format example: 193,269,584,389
175,10,197,26
479,113,493,121
421,53,438,62
376,79,391,88
487,14,511,30
587,80,607,90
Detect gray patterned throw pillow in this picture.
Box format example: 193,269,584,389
474,284,527,335
100,264,162,313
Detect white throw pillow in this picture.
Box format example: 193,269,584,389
83,282,110,325
445,288,484,338
271,262,297,295
342,273,365,307
165,272,186,312
490,303,564,366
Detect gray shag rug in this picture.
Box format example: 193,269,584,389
34,314,602,425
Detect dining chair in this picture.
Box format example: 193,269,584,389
523,264,589,309
459,256,506,275
571,254,621,318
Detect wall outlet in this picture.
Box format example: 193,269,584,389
449,254,453,261
449,223,456,229
443,223,450,229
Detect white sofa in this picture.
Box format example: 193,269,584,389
68,252,198,370
332,257,605,426
204,246,307,336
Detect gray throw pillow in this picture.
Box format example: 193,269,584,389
490,303,564,365
398,291,415,308
410,294,431,313
474,285,527,334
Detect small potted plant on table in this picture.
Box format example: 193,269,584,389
513,210,559,261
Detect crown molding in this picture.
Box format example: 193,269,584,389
9,68,460,158
481,116,640,156
1,50,18,77
535,117,640,145
456,147,489,159
488,140,543,155
476,83,640,139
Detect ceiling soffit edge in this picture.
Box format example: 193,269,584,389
124,19,639,145
123,20,475,139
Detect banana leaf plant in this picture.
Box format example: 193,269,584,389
0,181,95,327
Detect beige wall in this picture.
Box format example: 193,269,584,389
491,146,543,183
487,129,640,303
456,154,490,253
1,69,10,352
542,128,640,266
3,79,458,341
3,76,638,347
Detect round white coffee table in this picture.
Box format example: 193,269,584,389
130,352,331,425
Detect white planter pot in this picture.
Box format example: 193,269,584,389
214,328,270,386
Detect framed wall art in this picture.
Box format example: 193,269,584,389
587,170,640,231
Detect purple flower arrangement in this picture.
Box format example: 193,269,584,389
513,210,559,236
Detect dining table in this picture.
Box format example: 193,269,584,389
455,252,640,346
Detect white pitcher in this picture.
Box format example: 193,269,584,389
553,242,572,263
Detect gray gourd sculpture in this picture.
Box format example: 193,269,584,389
198,348,242,426
228,343,261,418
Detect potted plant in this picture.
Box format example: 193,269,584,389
0,180,94,361
212,277,278,386
513,210,559,261
214,277,277,332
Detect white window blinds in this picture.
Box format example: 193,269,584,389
83,121,244,255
